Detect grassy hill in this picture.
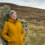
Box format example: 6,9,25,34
0,3,45,21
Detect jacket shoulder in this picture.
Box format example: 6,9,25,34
17,21,22,24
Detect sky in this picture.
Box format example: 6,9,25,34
0,0,45,9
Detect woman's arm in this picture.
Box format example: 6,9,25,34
1,23,11,42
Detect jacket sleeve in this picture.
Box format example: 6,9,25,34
1,23,11,42
21,23,25,40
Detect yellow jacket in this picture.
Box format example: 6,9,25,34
1,18,25,45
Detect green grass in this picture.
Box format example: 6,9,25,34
29,30,45,45
24,20,45,45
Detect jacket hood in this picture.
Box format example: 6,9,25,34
8,18,18,23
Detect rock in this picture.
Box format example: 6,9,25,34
0,5,11,45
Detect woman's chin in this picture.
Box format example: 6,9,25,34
13,18,16,20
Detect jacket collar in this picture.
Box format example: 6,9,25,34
8,18,17,23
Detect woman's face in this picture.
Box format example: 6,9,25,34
10,12,17,20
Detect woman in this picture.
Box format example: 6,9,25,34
1,10,25,45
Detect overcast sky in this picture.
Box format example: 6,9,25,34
0,0,45,9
